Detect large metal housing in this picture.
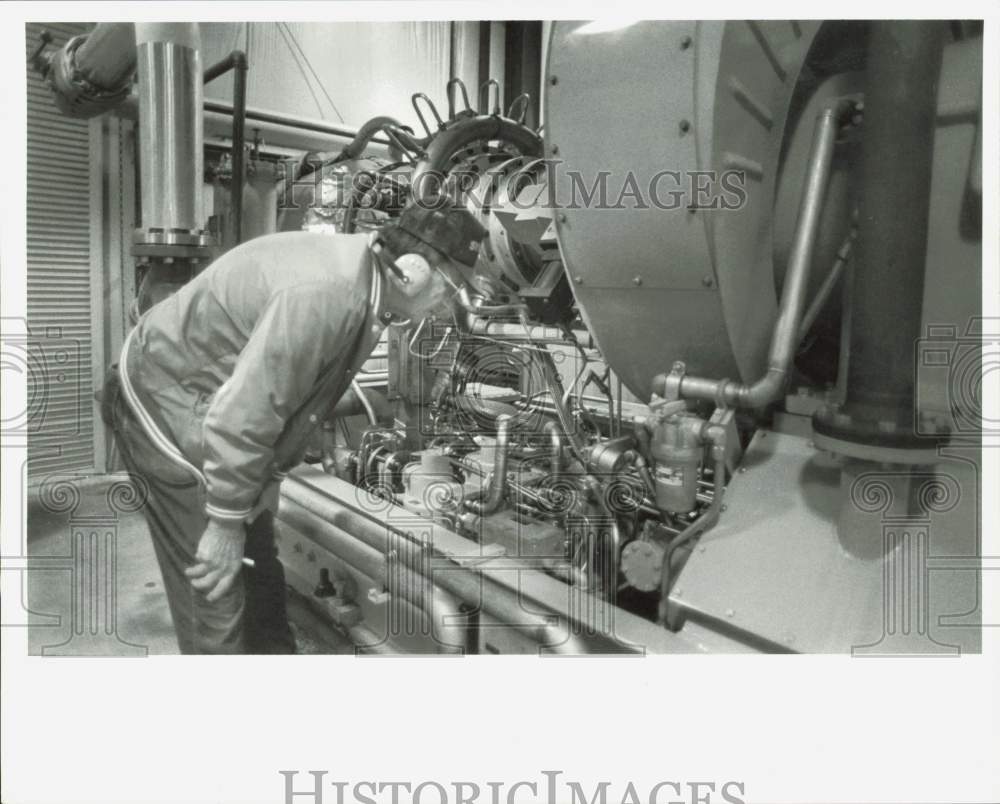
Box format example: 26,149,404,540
545,21,820,399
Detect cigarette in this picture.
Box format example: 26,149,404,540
242,557,256,568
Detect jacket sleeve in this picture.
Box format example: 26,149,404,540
201,284,362,523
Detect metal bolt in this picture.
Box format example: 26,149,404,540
574,275,584,284
680,35,692,50
549,75,559,86
702,276,714,288
671,360,686,373
558,212,567,223
738,466,748,474
633,276,643,286
726,608,736,618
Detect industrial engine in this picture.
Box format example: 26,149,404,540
33,19,984,654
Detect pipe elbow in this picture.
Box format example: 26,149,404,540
466,414,512,515
542,419,563,474
739,367,787,408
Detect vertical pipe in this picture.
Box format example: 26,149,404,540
134,23,203,233
231,55,247,244
843,21,945,429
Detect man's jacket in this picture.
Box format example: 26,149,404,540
118,231,386,523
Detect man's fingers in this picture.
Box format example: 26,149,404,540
190,568,223,592
205,571,237,603
184,562,212,579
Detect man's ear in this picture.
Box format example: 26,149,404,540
392,253,434,297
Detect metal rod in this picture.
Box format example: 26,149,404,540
797,225,857,342
203,51,248,245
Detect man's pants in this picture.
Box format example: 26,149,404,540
101,368,295,654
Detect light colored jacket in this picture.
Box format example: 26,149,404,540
118,231,387,523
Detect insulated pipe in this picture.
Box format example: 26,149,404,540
465,414,512,515
71,23,137,91
652,99,855,408
281,475,605,653
279,496,467,653
134,23,204,233
841,21,945,429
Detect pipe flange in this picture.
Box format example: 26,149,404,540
812,404,948,464
133,228,212,248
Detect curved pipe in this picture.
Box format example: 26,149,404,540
581,475,622,599
330,385,392,425
295,115,411,180
542,419,563,475
409,115,543,204
465,414,512,515
279,496,467,653
340,115,407,161
652,99,855,409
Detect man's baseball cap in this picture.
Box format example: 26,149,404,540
387,199,487,267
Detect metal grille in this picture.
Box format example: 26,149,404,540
25,22,97,477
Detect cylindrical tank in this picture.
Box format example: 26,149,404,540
135,23,204,234
649,415,703,514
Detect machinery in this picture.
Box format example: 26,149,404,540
35,20,983,654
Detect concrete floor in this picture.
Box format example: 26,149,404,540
26,474,352,656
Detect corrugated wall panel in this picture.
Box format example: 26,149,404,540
25,22,97,478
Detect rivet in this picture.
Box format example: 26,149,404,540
551,144,559,155
680,35,692,50
702,276,714,287
726,608,736,618
679,119,691,135
574,275,584,284
558,213,567,223
738,466,748,474
633,276,643,286
549,75,559,85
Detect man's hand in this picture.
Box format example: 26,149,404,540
184,519,246,602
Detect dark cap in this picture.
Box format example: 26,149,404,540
392,200,487,267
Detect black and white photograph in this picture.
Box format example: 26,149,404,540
1,4,997,803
